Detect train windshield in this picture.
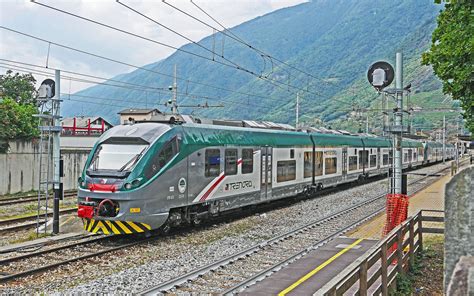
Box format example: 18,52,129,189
89,144,148,172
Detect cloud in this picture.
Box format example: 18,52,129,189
0,0,306,91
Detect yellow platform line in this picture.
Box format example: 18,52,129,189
278,238,364,296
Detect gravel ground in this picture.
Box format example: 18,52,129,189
0,162,454,294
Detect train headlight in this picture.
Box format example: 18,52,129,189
123,177,143,190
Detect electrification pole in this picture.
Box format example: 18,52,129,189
171,64,178,115
443,115,446,163
52,69,62,234
296,92,299,129
393,52,403,195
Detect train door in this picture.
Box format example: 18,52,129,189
260,146,273,201
377,147,381,169
342,147,347,179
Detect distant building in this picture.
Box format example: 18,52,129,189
118,108,163,124
61,116,113,136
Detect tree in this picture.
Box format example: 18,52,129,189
422,1,474,133
0,71,39,152
0,70,37,105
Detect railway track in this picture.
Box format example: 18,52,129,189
0,234,157,283
0,161,461,287
0,192,76,206
0,208,77,235
140,164,453,295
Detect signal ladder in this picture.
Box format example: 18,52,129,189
34,99,61,236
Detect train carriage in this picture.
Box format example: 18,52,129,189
77,122,449,235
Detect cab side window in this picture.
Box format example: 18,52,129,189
205,149,221,177
144,137,179,179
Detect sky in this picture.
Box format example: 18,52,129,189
0,0,306,93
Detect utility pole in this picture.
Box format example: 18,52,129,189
52,69,62,234
171,64,178,115
393,52,403,195
456,120,460,168
296,92,299,129
366,115,369,133
443,115,446,163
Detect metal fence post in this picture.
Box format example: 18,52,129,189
397,228,403,273
418,211,423,251
359,260,368,296
409,219,415,267
381,243,388,296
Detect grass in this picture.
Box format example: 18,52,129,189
9,231,52,244
390,235,444,295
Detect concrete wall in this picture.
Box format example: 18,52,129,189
0,140,90,195
444,166,473,294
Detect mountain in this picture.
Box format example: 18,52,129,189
62,0,456,132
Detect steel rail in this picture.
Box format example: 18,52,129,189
0,192,76,206
0,235,157,283
0,208,77,234
223,163,459,294
140,163,454,295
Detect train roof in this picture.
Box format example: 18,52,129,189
98,122,171,144
179,123,313,147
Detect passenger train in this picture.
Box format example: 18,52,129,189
77,122,455,235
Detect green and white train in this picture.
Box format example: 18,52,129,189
77,122,455,235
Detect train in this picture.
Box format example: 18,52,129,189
77,121,455,235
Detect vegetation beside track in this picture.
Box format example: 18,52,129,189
391,235,444,295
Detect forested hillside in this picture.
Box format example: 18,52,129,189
62,0,455,131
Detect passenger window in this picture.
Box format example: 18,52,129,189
225,149,238,175
241,149,253,174
349,156,358,171
290,149,295,159
304,152,312,178
325,157,337,175
205,149,220,177
315,152,323,176
277,160,296,182
383,154,389,166
370,155,377,167
144,137,179,179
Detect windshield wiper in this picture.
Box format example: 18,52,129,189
118,147,147,172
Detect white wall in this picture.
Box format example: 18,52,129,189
0,140,91,195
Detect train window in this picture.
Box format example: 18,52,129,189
370,155,377,167
383,154,389,166
144,138,179,179
408,149,412,162
325,157,337,175
315,152,323,176
290,149,295,159
404,153,408,162
304,152,312,178
414,152,417,160
349,156,358,171
241,149,253,174
277,160,296,182
225,149,238,175
205,149,221,177
358,150,368,169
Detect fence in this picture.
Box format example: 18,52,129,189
317,209,444,295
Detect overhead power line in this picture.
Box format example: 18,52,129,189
0,26,271,102
30,1,349,105
181,0,331,85
0,61,283,112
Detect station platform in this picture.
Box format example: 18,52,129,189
240,162,465,295
240,237,378,296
